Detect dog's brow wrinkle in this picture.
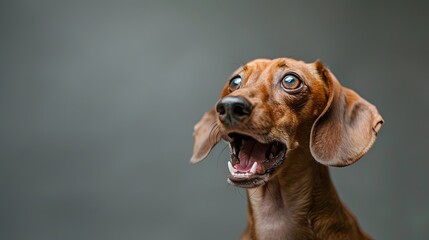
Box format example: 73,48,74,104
277,62,287,68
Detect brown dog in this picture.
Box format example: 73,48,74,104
190,58,383,240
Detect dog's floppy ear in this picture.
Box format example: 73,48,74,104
310,61,383,167
190,108,221,164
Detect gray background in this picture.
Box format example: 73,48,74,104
1,0,428,239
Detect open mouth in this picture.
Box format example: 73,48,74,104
226,133,287,188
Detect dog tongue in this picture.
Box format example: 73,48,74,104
237,138,269,171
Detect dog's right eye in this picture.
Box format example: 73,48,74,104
229,76,242,92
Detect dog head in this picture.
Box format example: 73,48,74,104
190,58,383,188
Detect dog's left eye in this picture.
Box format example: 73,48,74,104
229,76,242,92
281,74,302,91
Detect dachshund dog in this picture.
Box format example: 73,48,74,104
190,58,383,240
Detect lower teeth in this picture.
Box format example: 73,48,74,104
233,172,251,178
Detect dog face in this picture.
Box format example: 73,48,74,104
215,59,329,188
191,58,383,188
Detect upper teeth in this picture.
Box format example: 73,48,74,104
250,162,257,174
228,161,237,174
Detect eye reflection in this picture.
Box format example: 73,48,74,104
281,74,301,91
229,76,242,92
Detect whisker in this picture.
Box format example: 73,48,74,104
215,129,222,142
224,179,247,200
249,188,259,199
236,187,246,200
265,181,275,200
208,122,218,141
216,144,229,168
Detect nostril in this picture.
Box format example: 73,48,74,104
233,105,246,116
216,103,226,115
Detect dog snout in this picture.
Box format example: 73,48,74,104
216,96,252,125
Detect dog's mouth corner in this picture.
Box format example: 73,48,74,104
226,133,287,188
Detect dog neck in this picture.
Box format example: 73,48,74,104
242,149,370,240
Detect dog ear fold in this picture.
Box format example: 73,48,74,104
310,61,383,167
190,108,221,164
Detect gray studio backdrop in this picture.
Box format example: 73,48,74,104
1,1,428,239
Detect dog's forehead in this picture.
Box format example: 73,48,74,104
237,58,311,84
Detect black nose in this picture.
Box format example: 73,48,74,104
216,96,252,125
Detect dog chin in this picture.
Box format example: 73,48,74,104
227,173,270,188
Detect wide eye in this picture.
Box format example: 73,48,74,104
281,74,302,91
228,76,242,92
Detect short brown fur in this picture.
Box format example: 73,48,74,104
191,58,383,240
